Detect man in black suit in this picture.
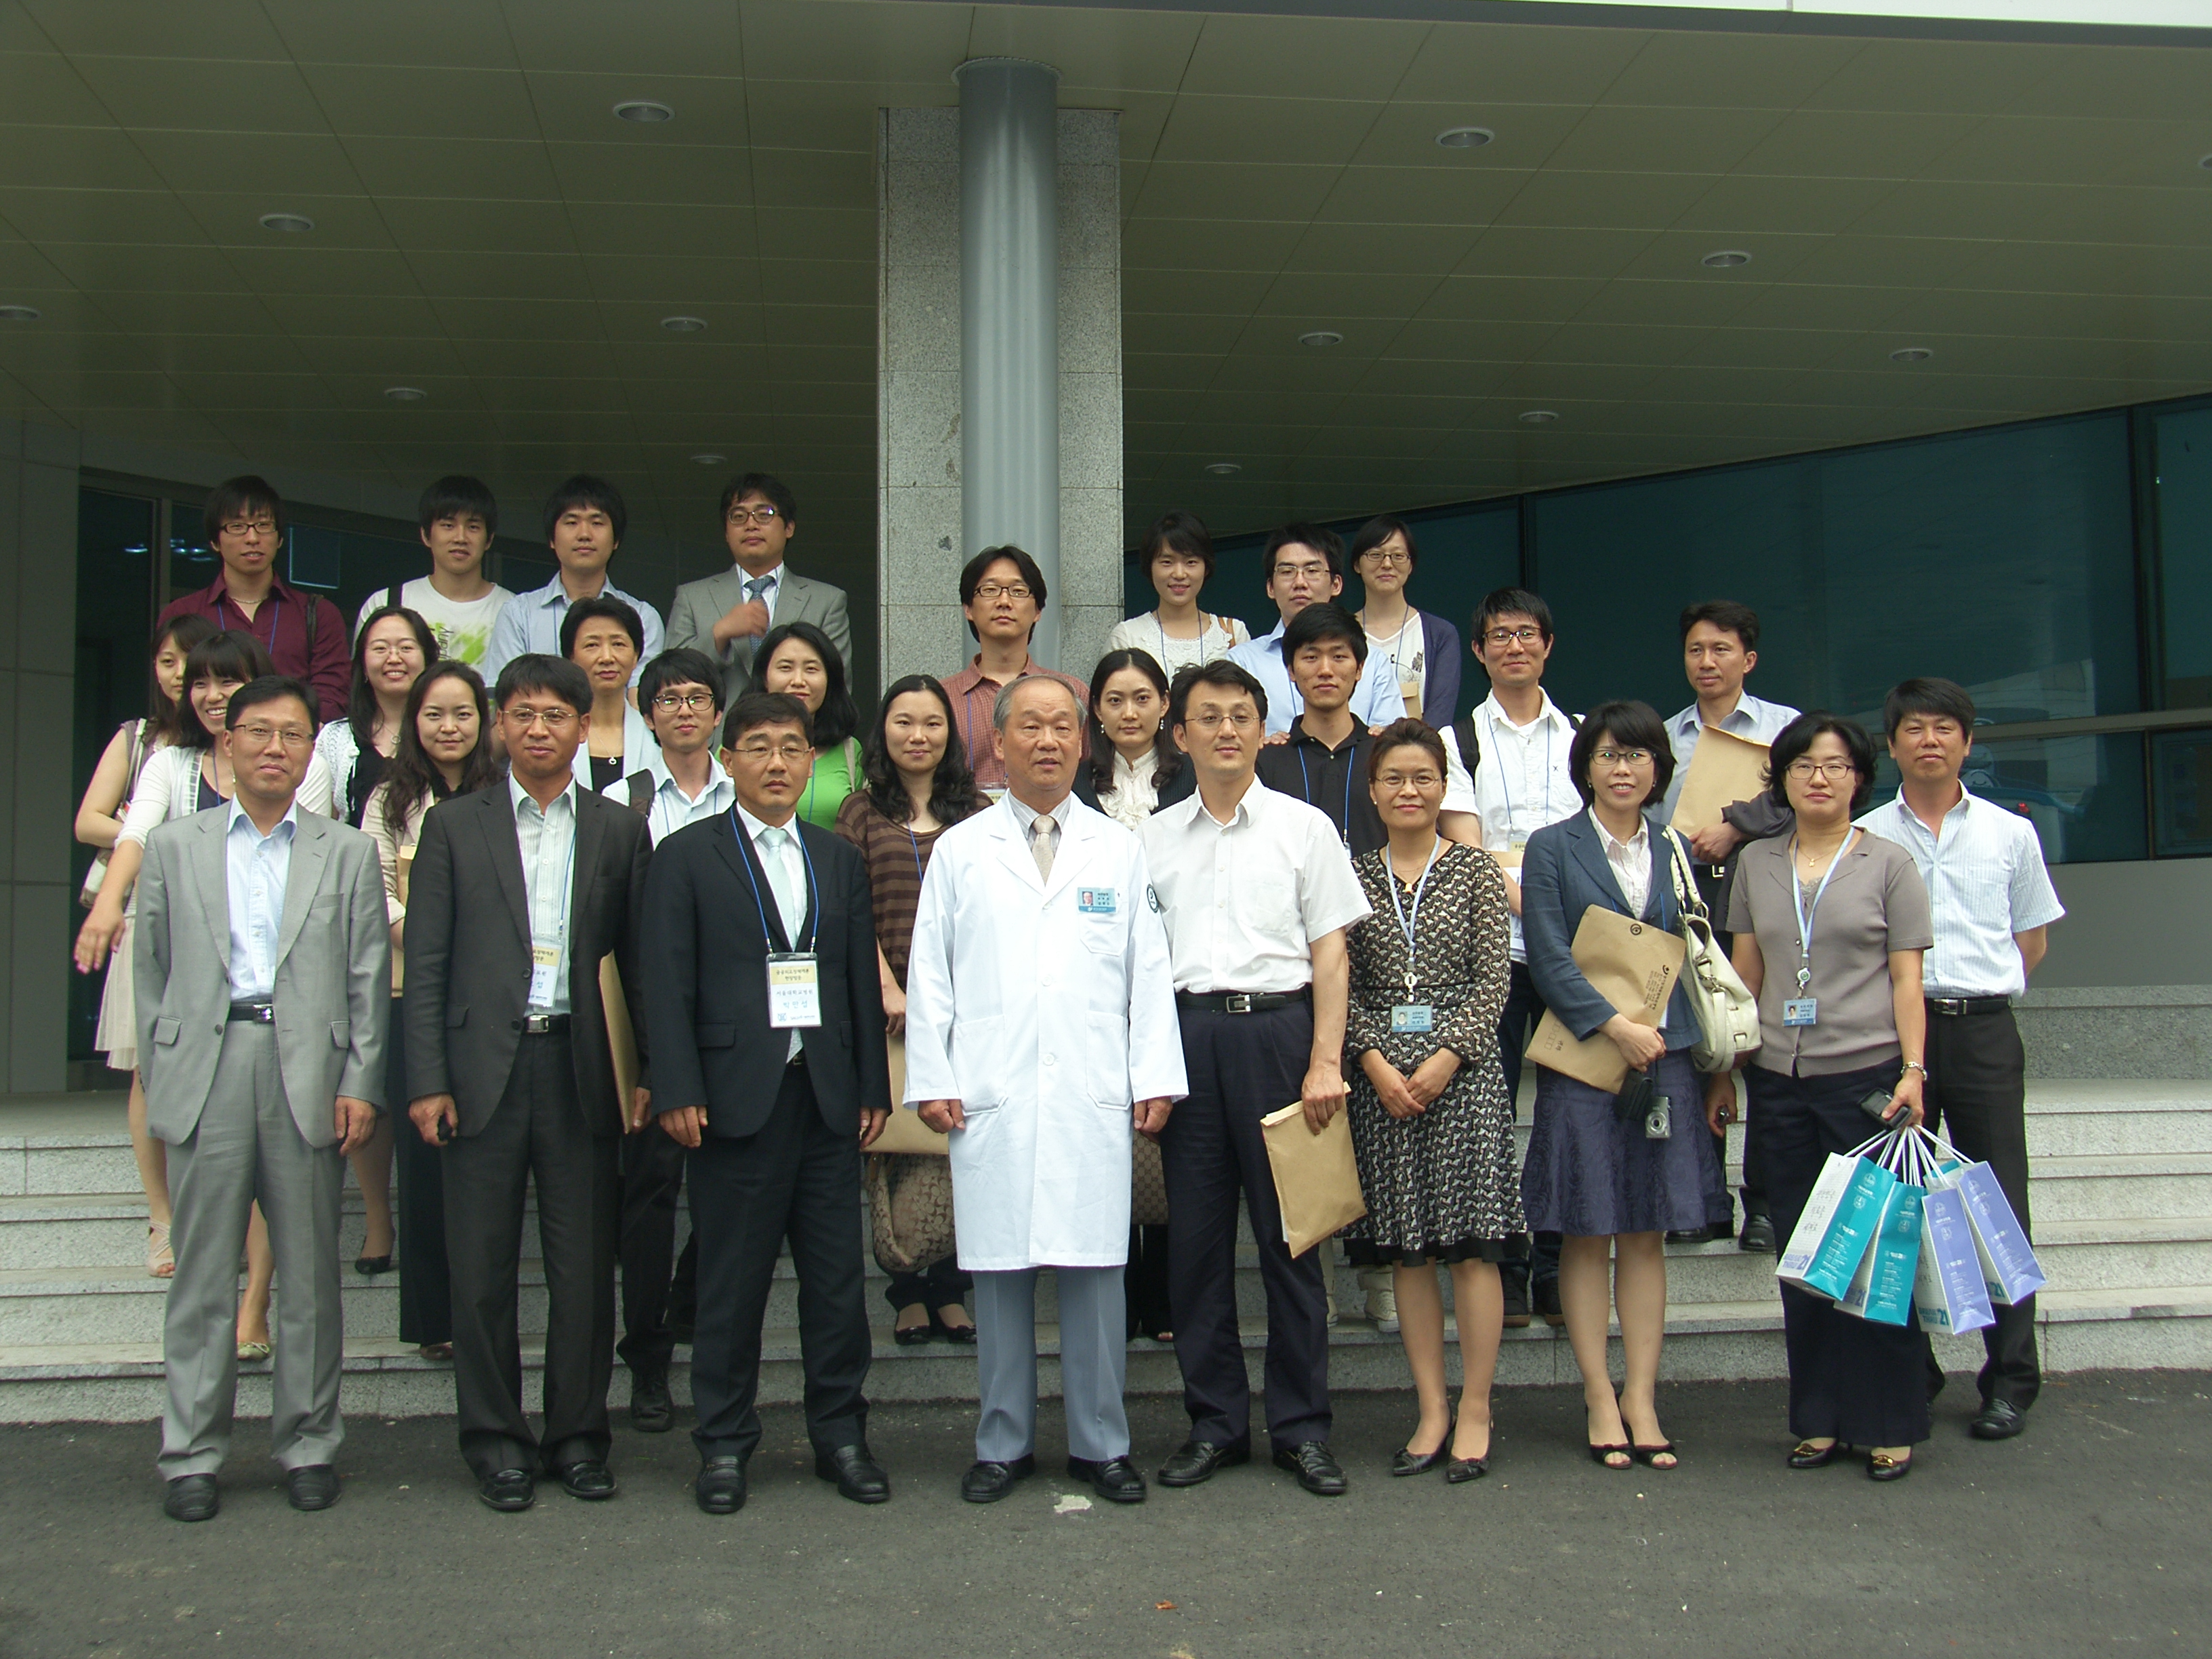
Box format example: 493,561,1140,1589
643,691,891,1515
403,653,651,1512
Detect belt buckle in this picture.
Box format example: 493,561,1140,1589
522,1012,552,1034
1224,992,1253,1014
1931,998,1963,1017
247,1002,273,1024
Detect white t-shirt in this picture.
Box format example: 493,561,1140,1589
356,576,516,670
1104,611,1251,677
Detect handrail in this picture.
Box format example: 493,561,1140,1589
1973,709,2212,743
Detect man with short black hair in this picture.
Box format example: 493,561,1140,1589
1256,603,1388,857
483,476,665,686
940,545,1089,794
1226,525,1406,737
354,476,515,668
666,474,853,703
1858,676,2064,1443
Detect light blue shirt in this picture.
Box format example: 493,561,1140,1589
1660,690,1801,823
1227,619,1405,737
1857,787,2066,999
224,798,299,1002
511,774,579,1015
735,800,809,1061
483,575,665,689
602,753,735,844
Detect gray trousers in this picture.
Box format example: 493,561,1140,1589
972,1267,1128,1464
160,1023,346,1478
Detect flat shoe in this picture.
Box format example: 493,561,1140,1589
164,1473,219,1523
1970,1399,2026,1441
1271,1441,1347,1496
1788,1439,1850,1470
416,1342,453,1361
961,1454,1035,1504
148,1221,174,1279
893,1322,933,1346
286,1464,340,1511
554,1459,617,1500
932,1307,978,1345
1445,1454,1489,1483
1867,1450,1913,1482
354,1254,393,1276
1158,1439,1248,1488
478,1468,535,1512
236,1340,271,1363
815,1443,891,1504
1391,1443,1449,1477
1066,1455,1146,1504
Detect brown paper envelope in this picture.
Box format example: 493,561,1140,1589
872,1035,950,1155
392,847,413,996
1260,1101,1368,1257
600,956,642,1124
1669,726,1772,834
1527,906,1687,1092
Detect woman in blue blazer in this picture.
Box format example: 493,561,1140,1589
1519,699,1715,1474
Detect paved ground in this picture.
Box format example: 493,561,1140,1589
1,1372,2205,1659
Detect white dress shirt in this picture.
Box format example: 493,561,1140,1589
1139,777,1372,994
511,773,578,1015
1226,619,1406,737
1593,808,1653,919
1464,690,1581,962
1659,690,1801,823
735,799,813,1060
224,798,298,1001
1857,787,2066,999
604,752,735,843
483,575,665,688
739,562,783,630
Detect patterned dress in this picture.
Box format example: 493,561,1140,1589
1340,842,1529,1265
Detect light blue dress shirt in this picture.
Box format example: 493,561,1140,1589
225,798,299,1002
511,774,579,1015
1660,690,1801,823
1227,618,1405,737
1857,788,2066,999
602,753,736,843
483,575,665,689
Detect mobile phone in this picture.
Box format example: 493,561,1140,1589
1858,1088,1901,1125
437,1115,455,1145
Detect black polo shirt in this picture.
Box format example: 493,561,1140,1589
1255,716,1387,857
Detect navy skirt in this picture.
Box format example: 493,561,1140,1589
1521,1048,1711,1237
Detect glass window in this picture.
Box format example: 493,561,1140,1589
2152,728,2212,856
2150,403,2212,710
1860,731,2147,866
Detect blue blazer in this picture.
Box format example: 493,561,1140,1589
1418,610,1463,726
1521,808,1700,1052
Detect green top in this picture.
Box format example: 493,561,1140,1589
797,737,861,831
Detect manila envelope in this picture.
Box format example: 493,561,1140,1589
1261,1102,1368,1257
871,1035,951,1155
1526,906,1687,1092
392,847,413,996
600,956,642,1126
1669,725,1772,835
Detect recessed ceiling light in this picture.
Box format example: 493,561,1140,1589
1519,409,1559,424
1298,330,1343,348
258,212,314,233
1204,462,1242,476
614,100,675,124
691,453,726,466
383,386,427,402
1701,249,1751,269
1435,126,1494,150
2200,153,2212,170
661,315,708,333
0,305,39,323
1889,346,1933,363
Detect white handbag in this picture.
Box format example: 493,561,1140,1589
1662,827,1761,1074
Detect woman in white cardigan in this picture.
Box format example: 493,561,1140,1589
314,602,436,828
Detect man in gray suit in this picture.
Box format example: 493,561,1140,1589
134,675,390,1523
665,473,852,701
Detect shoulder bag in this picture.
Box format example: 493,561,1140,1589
1662,825,1760,1073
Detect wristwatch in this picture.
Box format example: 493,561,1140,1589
1902,1060,1929,1078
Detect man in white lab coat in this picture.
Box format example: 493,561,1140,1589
905,676,1186,1507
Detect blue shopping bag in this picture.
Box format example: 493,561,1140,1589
1950,1161,2047,1306
1914,1184,1996,1337
1840,1181,1923,1326
1780,1153,1897,1301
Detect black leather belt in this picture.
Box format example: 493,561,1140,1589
517,1012,571,1035
1927,997,2010,1017
1176,988,1309,1015
226,1000,274,1024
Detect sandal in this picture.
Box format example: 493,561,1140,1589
147,1221,175,1279
1632,1441,1678,1469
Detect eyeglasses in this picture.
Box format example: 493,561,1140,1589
1483,626,1544,647
220,516,279,539
734,740,814,764
1361,552,1412,569
1376,770,1441,790
726,505,782,526
1786,759,1859,781
1183,710,1259,732
651,691,718,713
1271,561,1330,582
971,582,1033,602
504,706,578,731
1593,748,1654,767
233,722,312,750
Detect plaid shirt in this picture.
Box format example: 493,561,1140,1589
939,656,1090,794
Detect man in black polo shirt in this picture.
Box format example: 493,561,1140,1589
1256,604,1387,857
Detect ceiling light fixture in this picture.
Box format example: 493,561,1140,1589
660,315,708,333
2201,153,2212,170
1435,126,1494,150
1701,249,1751,269
258,212,314,233
691,453,726,466
383,386,427,402
1298,330,1343,347
614,100,676,124
1519,409,1559,424
1204,462,1242,476
0,305,39,323
1889,346,1933,363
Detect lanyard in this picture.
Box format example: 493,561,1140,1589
1296,739,1357,846
1488,708,1554,840
524,793,577,940
1788,830,1857,991
905,823,930,883
1385,837,1443,997
729,807,819,952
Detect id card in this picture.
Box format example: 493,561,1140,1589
766,952,822,1029
1783,998,1818,1027
1076,886,1118,915
1390,1004,1435,1034
529,943,560,1008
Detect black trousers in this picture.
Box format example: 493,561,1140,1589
1162,1000,1329,1452
443,1031,620,1479
1753,1062,1929,1448
1126,1223,1173,1338
1496,961,1561,1290
617,1126,694,1375
884,1254,970,1313
687,1063,871,1465
1923,1006,2040,1410
389,1007,452,1347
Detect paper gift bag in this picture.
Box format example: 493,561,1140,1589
392,846,413,996
1527,907,1687,1092
1777,1153,1862,1282
1948,1162,2047,1306
1914,1185,1996,1337
1840,1182,1923,1326
871,1035,950,1155
1668,726,1773,835
1780,1155,1896,1300
1260,1102,1367,1258
600,956,642,1126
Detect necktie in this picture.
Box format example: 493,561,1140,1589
1029,813,1058,881
741,574,773,662
758,825,801,942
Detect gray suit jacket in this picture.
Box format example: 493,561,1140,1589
134,806,391,1149
664,565,853,700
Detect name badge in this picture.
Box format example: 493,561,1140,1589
1391,1004,1434,1034
529,943,560,1008
1509,831,1530,850
766,952,822,1029
1783,998,1818,1027
1077,886,1118,915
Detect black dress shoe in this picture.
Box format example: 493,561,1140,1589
1971,1399,2026,1441
1666,1228,1708,1245
164,1473,219,1523
1533,1278,1565,1327
960,1454,1036,1503
1157,1439,1249,1487
1272,1441,1348,1496
555,1460,617,1500
286,1464,340,1511
478,1469,535,1512
1739,1213,1777,1253
816,1443,891,1504
629,1370,674,1433
1067,1455,1146,1503
1500,1276,1531,1329
695,1456,747,1514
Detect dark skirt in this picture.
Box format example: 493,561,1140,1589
1752,1062,1929,1448
1521,1048,1709,1237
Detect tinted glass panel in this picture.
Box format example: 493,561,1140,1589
2152,728,2212,856
1861,731,2147,866
2151,404,2212,710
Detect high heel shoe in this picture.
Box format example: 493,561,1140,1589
1392,1415,1453,1477
1446,1420,1492,1483
354,1254,393,1276
1588,1395,1631,1470
1631,1440,1677,1469
1788,1438,1850,1469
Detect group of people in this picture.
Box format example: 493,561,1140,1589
73,474,2062,1523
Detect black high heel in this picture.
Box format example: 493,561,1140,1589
1392,1414,1453,1477
1446,1420,1492,1483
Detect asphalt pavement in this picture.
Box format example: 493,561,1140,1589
2,1372,2205,1659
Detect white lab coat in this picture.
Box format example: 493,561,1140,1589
903,794,1187,1271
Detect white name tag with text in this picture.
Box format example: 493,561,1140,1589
529,943,560,1008
766,953,823,1029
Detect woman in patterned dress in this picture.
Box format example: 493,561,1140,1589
1341,719,1525,1483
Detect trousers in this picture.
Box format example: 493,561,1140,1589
972,1267,1129,1462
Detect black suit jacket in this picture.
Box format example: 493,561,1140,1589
640,811,889,1139
1072,753,1196,816
401,782,652,1138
